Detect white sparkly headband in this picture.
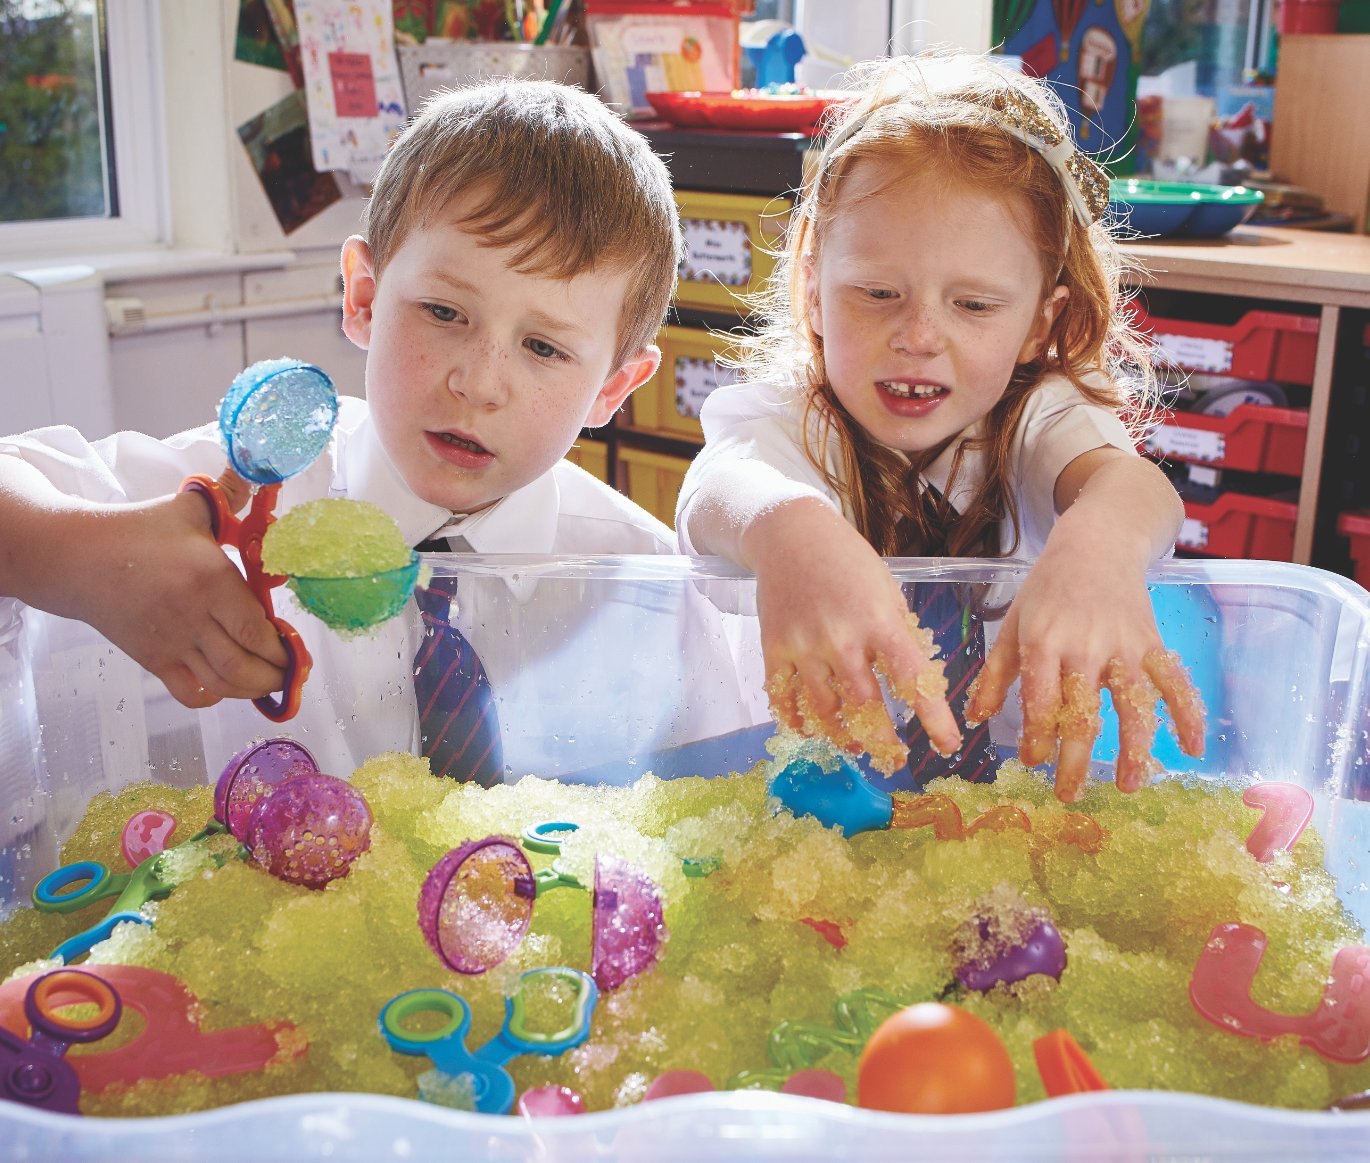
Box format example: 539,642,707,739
820,87,1110,228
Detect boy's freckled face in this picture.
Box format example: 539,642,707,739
356,208,635,515
807,158,1065,455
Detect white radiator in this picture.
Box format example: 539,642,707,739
0,265,115,438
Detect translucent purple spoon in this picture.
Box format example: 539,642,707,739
521,822,666,990
417,826,667,990
418,837,538,974
591,854,666,992
214,738,320,841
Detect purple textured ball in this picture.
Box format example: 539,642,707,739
247,772,372,889
214,737,319,841
955,917,1067,992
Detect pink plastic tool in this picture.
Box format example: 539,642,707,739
517,1085,586,1117
1189,921,1370,1063
644,1067,846,1103
418,827,668,990
1243,782,1314,863
643,1070,715,1101
591,855,667,992
120,810,178,867
781,1069,847,1102
0,964,304,1091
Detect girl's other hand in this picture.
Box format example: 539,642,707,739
966,549,1206,802
749,499,962,772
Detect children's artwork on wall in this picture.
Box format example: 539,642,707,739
584,1,739,120
430,0,508,40
294,0,409,183
393,0,434,42
237,90,344,235
994,0,1150,172
236,0,289,72
263,0,306,87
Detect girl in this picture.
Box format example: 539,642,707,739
674,51,1206,802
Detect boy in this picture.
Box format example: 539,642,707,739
0,80,759,782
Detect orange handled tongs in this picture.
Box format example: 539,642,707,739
181,473,311,721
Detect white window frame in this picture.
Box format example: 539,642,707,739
889,1,993,54
0,0,168,264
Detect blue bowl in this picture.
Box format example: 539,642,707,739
1109,179,1264,239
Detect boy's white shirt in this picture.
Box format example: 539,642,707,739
675,372,1138,561
2,397,761,785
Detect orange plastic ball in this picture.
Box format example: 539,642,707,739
856,1003,1017,1114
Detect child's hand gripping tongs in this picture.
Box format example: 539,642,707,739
179,359,339,721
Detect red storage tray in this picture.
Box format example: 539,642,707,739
1178,493,1298,560
1131,307,1320,384
1339,510,1370,590
1144,404,1309,476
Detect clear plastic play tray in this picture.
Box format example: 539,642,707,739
2,555,1370,1162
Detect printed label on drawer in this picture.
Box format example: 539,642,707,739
1154,332,1232,372
1178,517,1209,549
1186,463,1221,489
1145,425,1226,463
679,219,752,286
675,356,740,418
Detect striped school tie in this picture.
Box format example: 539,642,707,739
891,482,997,789
412,566,504,786
899,581,997,790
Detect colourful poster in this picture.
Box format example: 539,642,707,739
993,0,1151,170
235,0,289,73
294,0,408,182
237,90,344,234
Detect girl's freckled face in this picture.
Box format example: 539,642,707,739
807,158,1064,454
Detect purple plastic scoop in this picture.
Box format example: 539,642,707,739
214,738,319,841
591,855,666,992
955,916,1067,992
246,771,372,890
418,837,536,974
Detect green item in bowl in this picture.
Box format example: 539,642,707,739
263,498,417,632
288,559,420,634
1109,179,1264,239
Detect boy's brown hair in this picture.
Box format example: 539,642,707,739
364,79,682,367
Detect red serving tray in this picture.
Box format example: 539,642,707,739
645,90,851,133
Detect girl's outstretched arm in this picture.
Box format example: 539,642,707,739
966,447,1206,801
681,455,962,769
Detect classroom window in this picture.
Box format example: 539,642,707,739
0,0,165,262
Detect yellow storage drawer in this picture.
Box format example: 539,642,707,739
616,444,694,529
623,324,743,443
673,190,791,312
563,436,610,483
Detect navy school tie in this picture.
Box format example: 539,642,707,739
898,581,997,790
412,543,504,785
891,481,997,789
